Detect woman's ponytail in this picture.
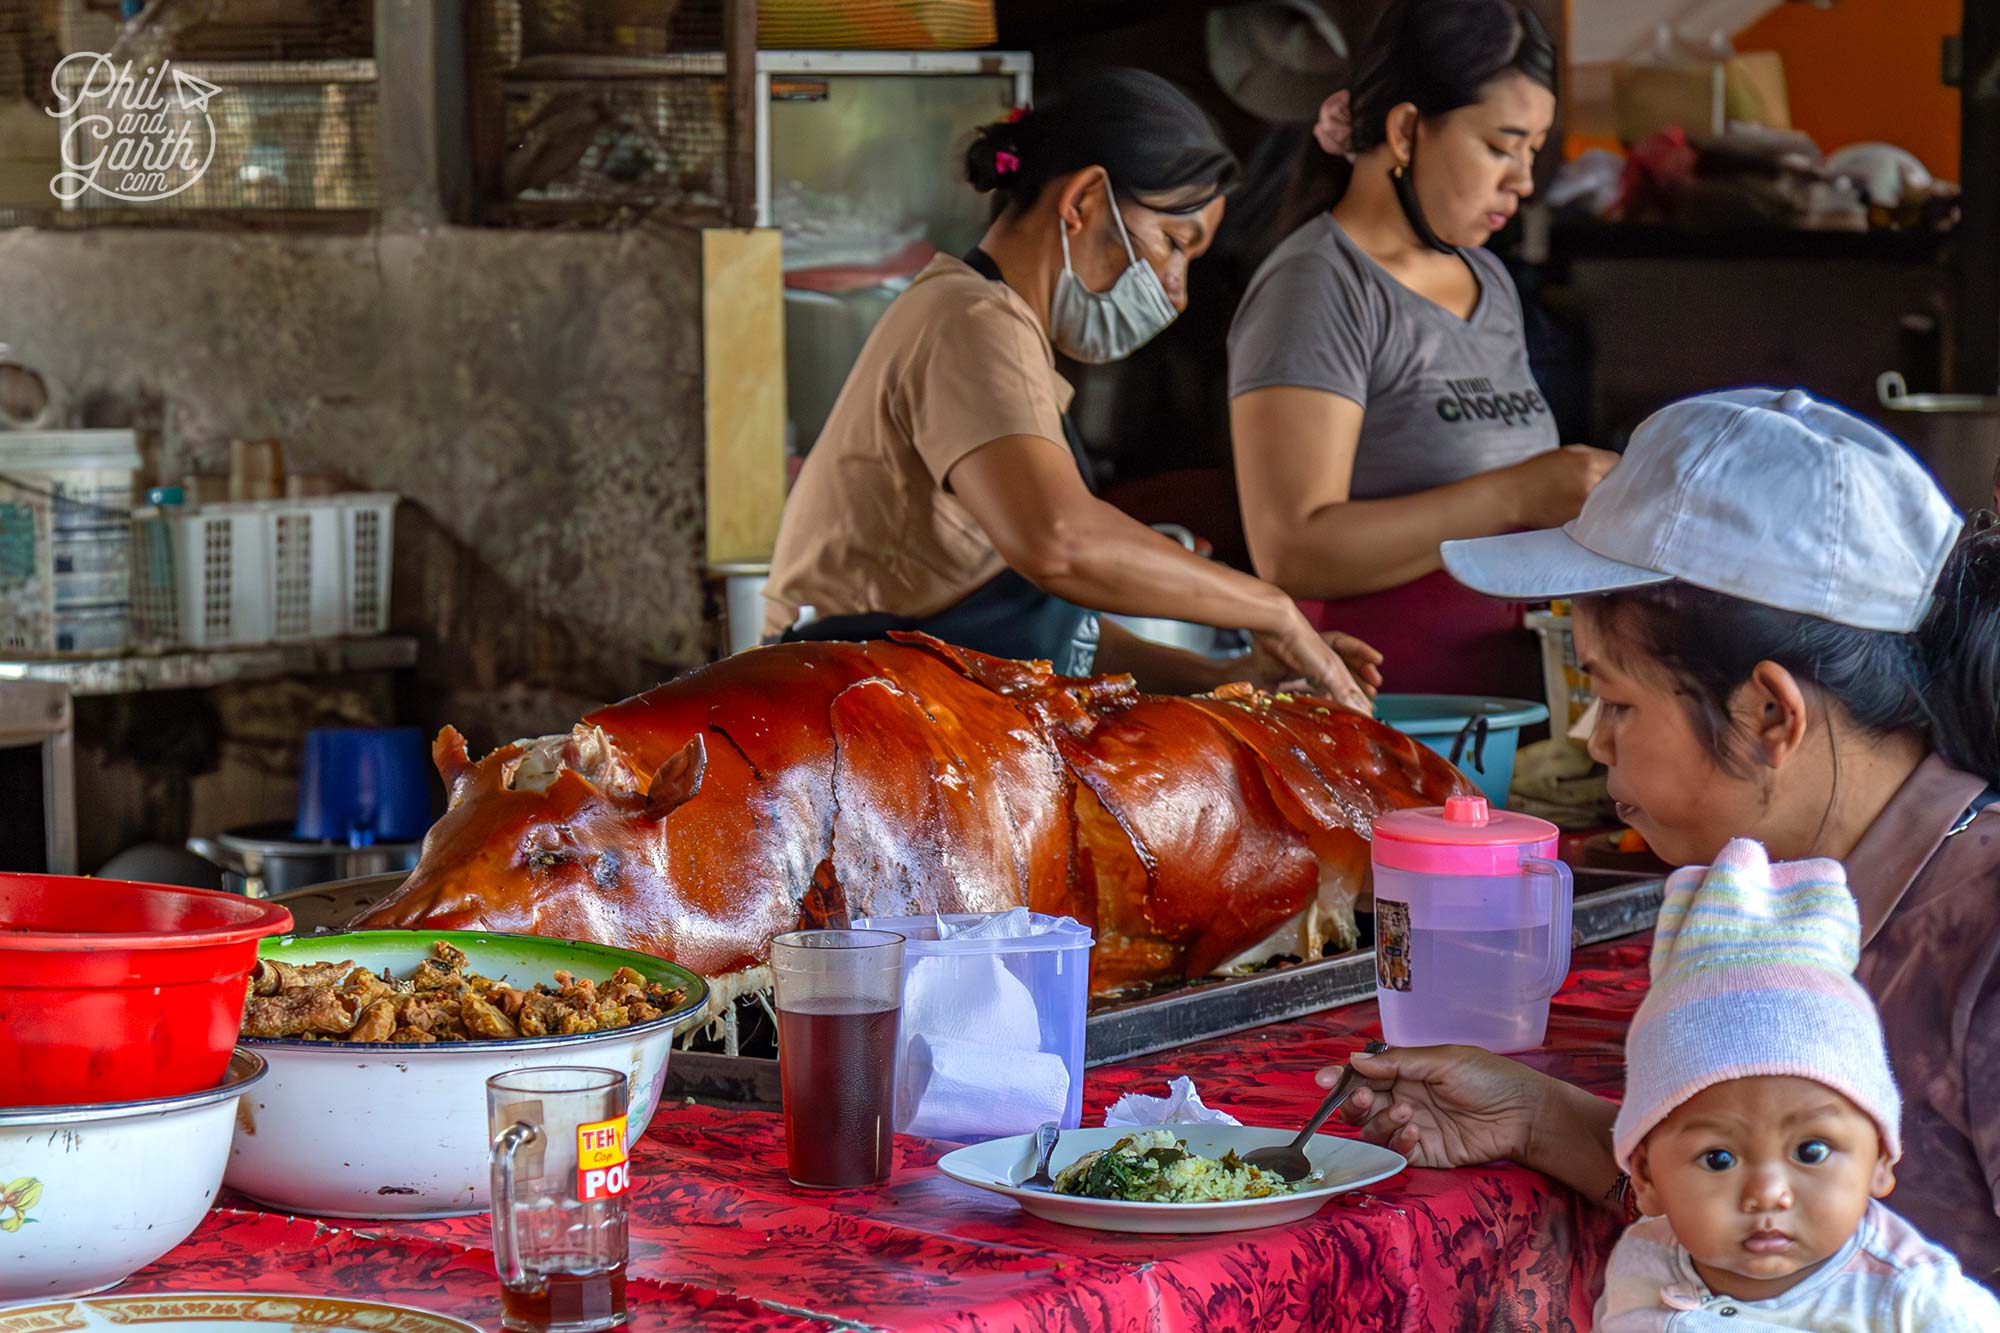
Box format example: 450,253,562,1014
1917,514,2000,787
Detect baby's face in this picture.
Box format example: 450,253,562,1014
1631,1076,1895,1302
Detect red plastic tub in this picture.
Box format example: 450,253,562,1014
0,875,293,1108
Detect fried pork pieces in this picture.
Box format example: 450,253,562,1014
240,940,685,1043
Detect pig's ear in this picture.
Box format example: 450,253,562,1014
435,727,477,808
643,735,706,821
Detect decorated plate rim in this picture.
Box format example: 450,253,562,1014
0,1293,484,1333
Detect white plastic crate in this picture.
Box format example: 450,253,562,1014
131,493,398,649
339,493,396,636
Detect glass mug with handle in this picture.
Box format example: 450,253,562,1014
487,1066,633,1333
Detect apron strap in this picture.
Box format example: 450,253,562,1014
784,567,1100,677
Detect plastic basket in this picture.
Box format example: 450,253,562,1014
339,494,396,636
131,493,397,649
1524,608,1594,733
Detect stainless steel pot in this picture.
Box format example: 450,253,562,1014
187,823,422,899
1876,372,2000,514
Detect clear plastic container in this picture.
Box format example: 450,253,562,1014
850,911,1092,1143
1370,796,1572,1053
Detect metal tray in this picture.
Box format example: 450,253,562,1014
272,869,1666,1111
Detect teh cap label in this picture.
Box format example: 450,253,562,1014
576,1114,630,1200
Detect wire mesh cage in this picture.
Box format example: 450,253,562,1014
473,0,749,228
0,0,376,226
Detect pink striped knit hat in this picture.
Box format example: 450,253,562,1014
1612,838,1901,1171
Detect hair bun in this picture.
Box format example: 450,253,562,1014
964,119,1025,194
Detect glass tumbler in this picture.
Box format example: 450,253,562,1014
772,928,905,1188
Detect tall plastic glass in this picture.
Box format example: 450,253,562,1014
487,1067,631,1333
771,928,905,1188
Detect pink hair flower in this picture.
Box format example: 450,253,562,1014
994,150,1021,176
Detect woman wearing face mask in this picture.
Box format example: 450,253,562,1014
761,68,1376,707
1319,388,2000,1288
1227,0,1619,698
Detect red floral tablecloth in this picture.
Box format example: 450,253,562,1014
123,936,1651,1332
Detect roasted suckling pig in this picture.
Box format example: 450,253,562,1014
354,635,1466,1007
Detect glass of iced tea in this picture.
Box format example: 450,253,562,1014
487,1066,632,1333
772,928,906,1189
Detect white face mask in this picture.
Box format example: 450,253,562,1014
1049,178,1179,364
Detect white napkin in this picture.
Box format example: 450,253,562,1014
1103,1076,1242,1128
903,1035,1071,1140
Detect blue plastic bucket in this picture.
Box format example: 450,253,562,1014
295,727,434,846
1373,695,1550,809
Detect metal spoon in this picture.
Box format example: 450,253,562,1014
1243,1040,1390,1183
1017,1121,1061,1192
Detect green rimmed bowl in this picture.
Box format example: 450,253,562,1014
225,929,707,1220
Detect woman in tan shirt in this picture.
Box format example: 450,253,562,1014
1325,389,2000,1287
762,69,1376,708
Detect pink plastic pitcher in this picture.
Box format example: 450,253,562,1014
1370,795,1573,1053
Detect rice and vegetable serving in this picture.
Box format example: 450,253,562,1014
1051,1130,1309,1202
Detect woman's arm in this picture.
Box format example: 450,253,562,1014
1331,1044,1628,1211
1232,386,1618,600
946,434,1369,709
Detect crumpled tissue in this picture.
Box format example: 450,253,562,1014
1103,1076,1242,1128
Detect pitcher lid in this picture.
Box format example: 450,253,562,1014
1374,794,1559,847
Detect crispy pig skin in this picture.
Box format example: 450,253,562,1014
244,987,358,1038
355,634,1465,995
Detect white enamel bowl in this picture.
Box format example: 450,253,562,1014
936,1124,1407,1234
0,1050,266,1305
226,930,706,1220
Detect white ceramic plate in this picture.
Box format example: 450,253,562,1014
935,1124,1407,1234
0,1294,482,1333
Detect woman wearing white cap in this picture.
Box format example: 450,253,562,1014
1325,386,2000,1286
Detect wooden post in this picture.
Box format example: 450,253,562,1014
375,0,473,229
1955,0,2000,390
725,0,758,228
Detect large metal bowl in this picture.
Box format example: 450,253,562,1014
225,929,706,1219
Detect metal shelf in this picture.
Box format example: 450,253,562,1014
0,635,418,696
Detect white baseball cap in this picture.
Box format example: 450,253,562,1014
1441,387,1963,634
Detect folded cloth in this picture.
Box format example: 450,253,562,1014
904,1034,1070,1140
1103,1076,1241,1128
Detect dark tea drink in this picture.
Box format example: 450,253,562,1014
770,929,907,1190
499,1261,628,1331
777,997,900,1187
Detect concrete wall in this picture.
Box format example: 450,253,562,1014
0,223,717,865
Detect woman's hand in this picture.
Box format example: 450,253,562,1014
1250,603,1373,712
1320,1044,1554,1168
1502,445,1621,530
1236,629,1383,698
1328,1044,1628,1205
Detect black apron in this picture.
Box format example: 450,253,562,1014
780,247,1103,676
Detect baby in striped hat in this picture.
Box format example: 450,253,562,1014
1595,839,2000,1329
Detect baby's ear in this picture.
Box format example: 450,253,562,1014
1871,1154,1896,1200
1629,1145,1667,1218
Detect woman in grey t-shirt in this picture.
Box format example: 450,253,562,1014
1228,0,1618,698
